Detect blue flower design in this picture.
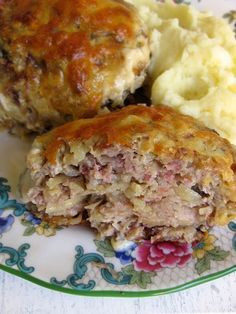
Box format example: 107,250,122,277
228,221,236,251
24,212,41,225
0,209,15,236
115,243,137,265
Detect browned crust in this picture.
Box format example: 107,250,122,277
0,0,149,131
36,211,84,227
39,104,236,172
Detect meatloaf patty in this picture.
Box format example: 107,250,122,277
21,105,236,242
0,0,149,133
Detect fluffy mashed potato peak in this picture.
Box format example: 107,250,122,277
128,0,236,144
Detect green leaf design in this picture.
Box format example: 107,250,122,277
195,255,211,275
21,220,32,227
122,265,155,289
223,11,236,24
174,0,190,4
94,239,115,257
195,245,230,275
23,226,36,236
121,264,134,275
207,247,230,261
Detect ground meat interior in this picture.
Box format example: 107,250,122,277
27,144,222,242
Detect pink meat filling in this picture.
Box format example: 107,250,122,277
26,145,221,242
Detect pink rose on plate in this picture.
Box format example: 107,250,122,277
133,241,192,272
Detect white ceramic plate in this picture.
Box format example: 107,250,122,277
0,0,236,297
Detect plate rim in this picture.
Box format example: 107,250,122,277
1,0,236,299
1,263,235,297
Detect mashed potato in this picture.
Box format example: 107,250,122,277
128,0,236,144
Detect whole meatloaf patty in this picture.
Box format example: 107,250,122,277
0,0,149,133
21,105,236,243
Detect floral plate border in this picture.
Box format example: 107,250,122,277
0,172,235,296
0,0,236,297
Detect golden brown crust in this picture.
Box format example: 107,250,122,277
0,0,149,131
39,104,235,169
36,211,84,227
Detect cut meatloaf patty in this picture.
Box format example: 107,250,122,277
0,0,149,133
21,105,236,243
